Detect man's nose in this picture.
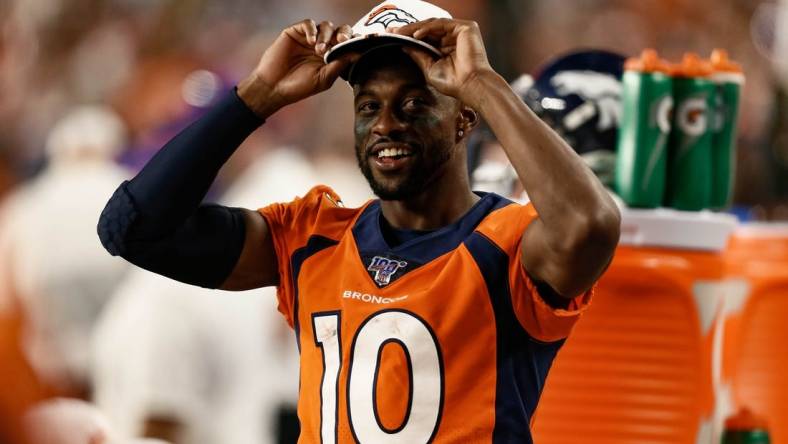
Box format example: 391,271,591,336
372,107,407,137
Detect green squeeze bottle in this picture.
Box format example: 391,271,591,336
721,409,771,444
615,49,674,208
708,49,745,209
665,53,715,211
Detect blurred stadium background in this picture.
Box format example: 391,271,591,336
0,0,786,443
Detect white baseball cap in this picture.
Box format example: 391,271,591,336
324,0,452,69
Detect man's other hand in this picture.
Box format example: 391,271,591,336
238,19,359,119
393,18,495,105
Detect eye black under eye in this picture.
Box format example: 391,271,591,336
403,98,427,110
357,102,379,113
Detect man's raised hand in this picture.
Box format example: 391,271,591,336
238,20,357,119
393,18,495,106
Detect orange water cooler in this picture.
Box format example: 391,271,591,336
721,224,788,444
533,207,738,444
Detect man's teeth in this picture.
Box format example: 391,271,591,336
377,148,411,158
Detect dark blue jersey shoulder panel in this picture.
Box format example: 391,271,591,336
351,192,512,287
290,235,339,351
464,231,565,444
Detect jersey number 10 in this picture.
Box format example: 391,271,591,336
312,309,445,444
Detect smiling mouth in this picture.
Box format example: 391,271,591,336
368,143,416,171
375,146,413,160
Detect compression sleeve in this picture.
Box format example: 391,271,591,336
97,89,264,288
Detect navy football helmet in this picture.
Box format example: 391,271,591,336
521,49,626,186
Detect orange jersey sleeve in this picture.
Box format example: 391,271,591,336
476,202,593,343
258,185,359,328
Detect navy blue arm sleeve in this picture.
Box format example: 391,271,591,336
97,89,264,288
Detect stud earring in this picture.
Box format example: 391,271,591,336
458,130,464,137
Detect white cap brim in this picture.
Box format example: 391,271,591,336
324,33,440,80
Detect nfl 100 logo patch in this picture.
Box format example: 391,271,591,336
367,256,408,287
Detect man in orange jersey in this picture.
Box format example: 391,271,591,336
98,1,620,442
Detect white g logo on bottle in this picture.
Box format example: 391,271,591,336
654,95,674,134
677,96,708,137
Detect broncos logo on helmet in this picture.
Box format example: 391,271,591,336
550,70,622,132
365,5,418,29
520,50,626,186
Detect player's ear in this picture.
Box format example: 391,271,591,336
456,105,479,141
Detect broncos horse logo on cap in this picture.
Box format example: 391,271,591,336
365,4,418,29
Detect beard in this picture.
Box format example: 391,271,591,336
356,142,453,201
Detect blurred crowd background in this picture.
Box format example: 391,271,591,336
0,0,786,443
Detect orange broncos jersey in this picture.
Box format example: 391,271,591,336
259,185,592,444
